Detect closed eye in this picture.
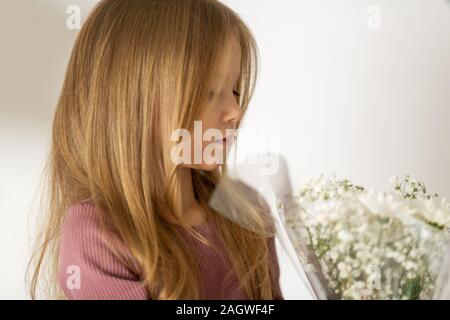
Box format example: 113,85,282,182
209,90,241,101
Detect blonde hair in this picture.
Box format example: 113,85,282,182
27,0,278,299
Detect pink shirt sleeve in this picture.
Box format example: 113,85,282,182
58,201,149,300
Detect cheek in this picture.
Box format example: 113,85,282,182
200,115,220,130
195,118,220,148
184,112,226,167
199,103,223,127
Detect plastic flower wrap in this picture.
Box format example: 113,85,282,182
284,174,450,300
206,154,450,300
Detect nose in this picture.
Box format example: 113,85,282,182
223,94,243,125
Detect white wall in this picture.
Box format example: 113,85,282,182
1,0,449,299
227,0,450,298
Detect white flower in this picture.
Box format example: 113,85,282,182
329,250,339,260
286,173,450,300
337,262,346,271
414,197,450,228
337,230,353,242
352,269,361,277
359,191,415,218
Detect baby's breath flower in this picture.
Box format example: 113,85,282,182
285,173,450,299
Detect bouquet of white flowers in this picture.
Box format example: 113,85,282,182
207,155,450,299
283,174,450,300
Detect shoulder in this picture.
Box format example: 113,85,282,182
60,199,102,244
59,199,115,262
58,199,148,299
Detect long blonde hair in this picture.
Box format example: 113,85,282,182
27,0,278,299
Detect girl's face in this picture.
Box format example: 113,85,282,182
184,38,243,171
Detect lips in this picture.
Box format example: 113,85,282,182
215,134,235,143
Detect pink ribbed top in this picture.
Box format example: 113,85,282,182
58,199,284,300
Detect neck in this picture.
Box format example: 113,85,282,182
177,167,208,226
178,166,197,212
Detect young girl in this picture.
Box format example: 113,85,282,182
28,0,283,300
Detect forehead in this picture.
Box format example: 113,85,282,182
214,37,241,84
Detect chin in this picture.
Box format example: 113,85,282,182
197,162,221,171
183,162,221,172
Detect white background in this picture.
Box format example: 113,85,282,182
1,0,449,299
